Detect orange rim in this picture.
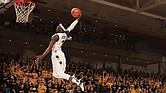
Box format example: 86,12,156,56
14,1,35,8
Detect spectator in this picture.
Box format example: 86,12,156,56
0,52,166,93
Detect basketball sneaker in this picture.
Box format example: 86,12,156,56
72,74,84,91
77,78,84,91
80,82,84,91
72,74,79,85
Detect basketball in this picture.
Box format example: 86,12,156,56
71,8,81,18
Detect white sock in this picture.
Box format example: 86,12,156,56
72,77,79,85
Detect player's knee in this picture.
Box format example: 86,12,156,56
53,73,59,78
53,72,63,78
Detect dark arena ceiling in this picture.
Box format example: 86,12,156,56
1,0,166,39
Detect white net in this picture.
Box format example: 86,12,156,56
14,1,35,23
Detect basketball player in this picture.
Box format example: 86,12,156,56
35,14,84,91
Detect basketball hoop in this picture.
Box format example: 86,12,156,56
14,0,35,23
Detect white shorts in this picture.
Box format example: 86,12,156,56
51,50,69,79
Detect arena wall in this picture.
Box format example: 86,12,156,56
0,27,164,73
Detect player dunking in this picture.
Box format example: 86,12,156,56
35,14,84,91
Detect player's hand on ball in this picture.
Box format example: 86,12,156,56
77,13,81,20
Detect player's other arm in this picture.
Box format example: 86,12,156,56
35,35,59,62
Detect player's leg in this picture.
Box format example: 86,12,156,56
61,52,79,84
51,52,69,78
59,52,84,91
51,51,80,85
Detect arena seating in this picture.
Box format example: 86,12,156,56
0,52,166,93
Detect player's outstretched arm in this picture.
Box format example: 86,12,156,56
35,35,59,63
58,14,81,34
66,14,81,32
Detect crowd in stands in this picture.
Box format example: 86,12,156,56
0,18,56,36
1,52,166,93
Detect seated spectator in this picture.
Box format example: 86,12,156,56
0,52,166,93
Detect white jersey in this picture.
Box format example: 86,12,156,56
52,33,67,51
